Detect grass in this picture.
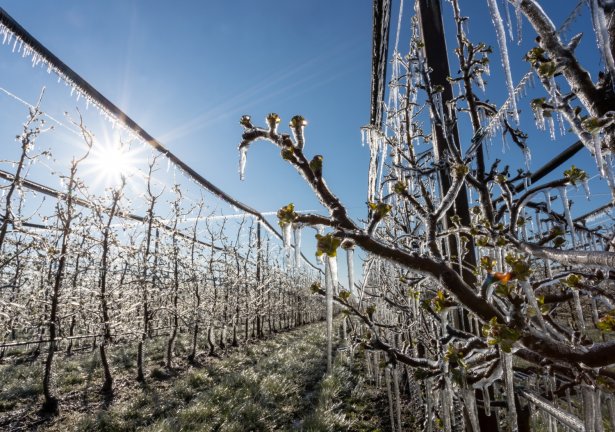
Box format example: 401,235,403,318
0,322,395,431
299,347,388,432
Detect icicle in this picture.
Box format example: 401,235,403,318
604,155,615,200
386,368,396,432
593,134,606,177
572,288,586,331
534,106,545,130
544,191,552,214
293,226,302,267
483,386,492,416
365,128,380,203
239,146,248,180
325,257,333,372
595,389,604,432
522,146,531,172
440,310,454,432
547,116,556,140
514,0,522,44
582,385,596,432
607,396,615,432
327,254,338,294
440,386,453,432
502,0,514,40
462,387,480,432
476,72,486,92
486,0,519,124
501,351,519,432
582,178,591,201
433,92,447,137
346,246,355,295
591,296,600,324
282,223,292,260
558,187,576,248
424,378,434,432
391,366,402,432
520,279,546,330
589,0,615,88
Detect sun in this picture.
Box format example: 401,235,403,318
86,140,139,187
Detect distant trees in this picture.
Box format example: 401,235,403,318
0,105,323,416
239,1,615,430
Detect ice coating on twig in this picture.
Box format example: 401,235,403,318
520,389,585,431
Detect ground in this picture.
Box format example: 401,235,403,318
0,321,392,431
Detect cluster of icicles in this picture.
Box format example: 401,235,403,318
402,268,615,432
481,0,615,198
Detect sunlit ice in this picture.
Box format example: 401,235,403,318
83,135,143,189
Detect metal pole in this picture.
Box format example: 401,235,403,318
370,0,392,128
416,2,498,430
416,0,477,285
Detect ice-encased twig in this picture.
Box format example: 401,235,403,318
519,389,585,432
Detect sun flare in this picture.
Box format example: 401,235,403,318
87,141,139,187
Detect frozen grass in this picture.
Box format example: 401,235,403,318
0,322,393,431
18,323,332,431
299,348,387,432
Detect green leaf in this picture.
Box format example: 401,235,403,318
277,203,297,227
289,115,307,128
563,165,588,186
368,201,392,219
338,290,351,301
315,233,341,257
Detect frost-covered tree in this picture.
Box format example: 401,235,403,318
239,1,615,430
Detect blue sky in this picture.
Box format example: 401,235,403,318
0,1,610,280
1,1,373,217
